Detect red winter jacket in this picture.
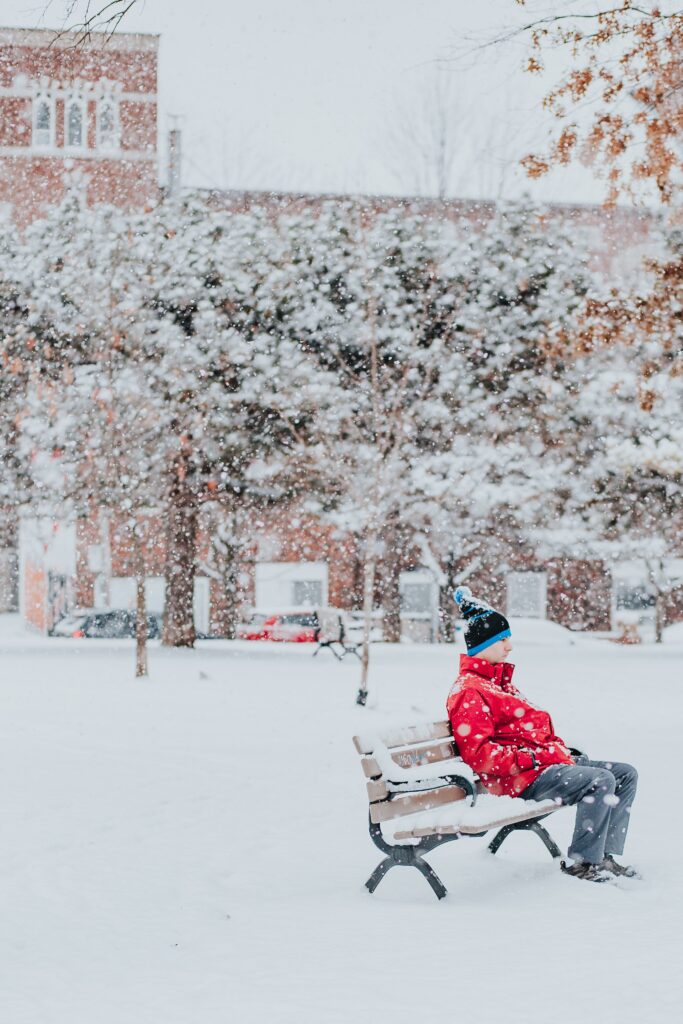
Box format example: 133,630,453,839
446,654,573,797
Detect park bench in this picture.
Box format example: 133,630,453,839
353,719,563,900
313,607,360,661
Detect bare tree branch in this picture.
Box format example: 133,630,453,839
472,4,681,54
45,1,139,45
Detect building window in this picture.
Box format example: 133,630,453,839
65,98,86,149
292,579,323,606
506,571,547,618
97,98,119,150
614,581,655,611
33,96,53,147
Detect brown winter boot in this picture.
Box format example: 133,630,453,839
560,859,611,883
601,855,641,879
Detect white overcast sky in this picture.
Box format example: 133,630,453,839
0,0,612,204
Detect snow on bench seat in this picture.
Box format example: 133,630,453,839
391,795,562,841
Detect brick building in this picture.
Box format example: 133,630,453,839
1,25,159,626
0,26,158,227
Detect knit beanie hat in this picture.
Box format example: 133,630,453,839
454,586,511,655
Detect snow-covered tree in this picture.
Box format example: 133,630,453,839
552,326,683,641
12,197,167,671
126,197,324,645
0,219,27,574
261,201,471,700
13,194,322,652
427,201,593,609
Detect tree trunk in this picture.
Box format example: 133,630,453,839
0,509,19,612
382,511,408,644
654,591,665,644
99,509,111,610
163,470,198,648
135,569,148,678
212,539,241,640
222,543,241,640
357,526,378,706
439,551,458,643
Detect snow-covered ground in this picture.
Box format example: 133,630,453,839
1,618,682,1024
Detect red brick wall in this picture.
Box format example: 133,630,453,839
0,155,159,223
109,516,166,577
546,559,612,631
120,100,156,151
664,586,683,627
0,96,31,145
86,99,97,149
23,559,47,631
0,35,157,92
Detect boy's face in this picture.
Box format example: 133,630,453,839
479,636,513,664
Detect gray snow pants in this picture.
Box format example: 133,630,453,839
521,756,638,865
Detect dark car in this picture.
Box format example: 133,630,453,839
51,609,163,639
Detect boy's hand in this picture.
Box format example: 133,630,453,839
516,749,539,771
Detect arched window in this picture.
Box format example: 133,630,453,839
97,99,119,150
66,99,85,149
33,96,53,147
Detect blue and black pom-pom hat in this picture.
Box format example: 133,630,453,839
454,586,511,655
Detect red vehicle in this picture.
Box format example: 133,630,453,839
238,611,319,643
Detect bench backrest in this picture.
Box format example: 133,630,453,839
352,720,470,824
338,609,357,638
315,607,343,642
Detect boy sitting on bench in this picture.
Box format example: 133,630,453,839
447,587,639,883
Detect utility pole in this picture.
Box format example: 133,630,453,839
167,116,182,196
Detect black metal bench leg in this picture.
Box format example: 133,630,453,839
365,856,396,893
489,818,562,859
413,857,448,900
313,641,343,661
488,823,515,855
365,854,448,899
527,821,562,859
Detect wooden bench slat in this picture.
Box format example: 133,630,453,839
391,739,457,769
391,801,562,840
354,720,452,756
394,825,460,840
457,803,561,834
381,721,452,750
369,784,468,824
366,779,389,802
360,756,382,779
353,734,372,755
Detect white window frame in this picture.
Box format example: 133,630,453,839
65,96,87,150
32,94,55,149
97,97,119,151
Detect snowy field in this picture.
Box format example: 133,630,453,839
1,618,682,1024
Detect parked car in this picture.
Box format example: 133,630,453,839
51,609,163,639
237,610,319,643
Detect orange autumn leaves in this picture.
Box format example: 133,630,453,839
518,2,683,205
